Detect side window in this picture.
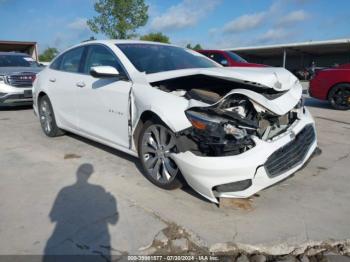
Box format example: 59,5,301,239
60,47,84,73
50,55,63,70
83,45,125,76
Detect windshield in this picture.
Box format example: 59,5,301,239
0,54,39,67
117,44,218,74
227,52,247,63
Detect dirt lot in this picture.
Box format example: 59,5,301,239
0,97,349,260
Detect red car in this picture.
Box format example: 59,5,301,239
197,50,266,67
309,63,350,110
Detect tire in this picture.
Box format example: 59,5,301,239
138,120,183,190
328,83,350,110
38,95,65,137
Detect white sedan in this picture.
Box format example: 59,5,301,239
33,40,317,203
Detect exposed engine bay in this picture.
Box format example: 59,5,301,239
151,74,303,156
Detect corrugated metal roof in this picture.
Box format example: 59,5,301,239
0,40,37,45
223,38,350,51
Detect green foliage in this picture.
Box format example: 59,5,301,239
186,43,203,50
39,47,59,62
140,32,170,44
87,0,149,39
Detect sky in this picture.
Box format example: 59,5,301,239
0,0,350,53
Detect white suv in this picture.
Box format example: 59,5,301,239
0,52,42,106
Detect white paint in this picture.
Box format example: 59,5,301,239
33,40,317,203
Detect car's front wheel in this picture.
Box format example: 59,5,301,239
328,83,350,110
38,95,65,137
138,120,183,190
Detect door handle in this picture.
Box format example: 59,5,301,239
76,81,86,88
49,78,56,82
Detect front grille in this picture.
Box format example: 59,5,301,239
264,124,315,178
6,73,36,87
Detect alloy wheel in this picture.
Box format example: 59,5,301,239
332,87,350,108
39,100,53,134
141,124,179,184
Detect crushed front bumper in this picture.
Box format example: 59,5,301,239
172,107,317,203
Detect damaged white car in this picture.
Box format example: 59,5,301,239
33,40,317,203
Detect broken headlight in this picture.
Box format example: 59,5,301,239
292,97,306,115
185,110,247,139
185,109,255,156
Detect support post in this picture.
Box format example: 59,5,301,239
283,48,287,68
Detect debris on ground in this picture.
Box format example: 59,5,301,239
140,220,350,261
219,198,254,211
172,238,189,251
154,230,169,246
64,153,81,159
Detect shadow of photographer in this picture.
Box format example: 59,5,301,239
43,163,118,262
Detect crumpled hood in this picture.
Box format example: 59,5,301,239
0,67,42,75
217,84,302,115
146,66,298,92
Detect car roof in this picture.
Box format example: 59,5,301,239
73,39,176,49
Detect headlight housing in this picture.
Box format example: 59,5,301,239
185,110,247,139
184,108,255,156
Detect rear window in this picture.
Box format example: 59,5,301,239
0,54,39,67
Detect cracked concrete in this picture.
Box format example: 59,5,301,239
0,98,349,260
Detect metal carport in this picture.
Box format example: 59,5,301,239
224,38,350,71
0,40,39,61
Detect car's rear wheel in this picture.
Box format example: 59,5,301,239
138,120,183,190
328,84,350,110
38,95,65,137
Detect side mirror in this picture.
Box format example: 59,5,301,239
220,59,229,66
90,66,120,78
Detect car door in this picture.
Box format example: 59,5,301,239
75,44,132,148
46,46,85,130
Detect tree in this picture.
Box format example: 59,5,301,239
193,44,203,50
140,32,170,44
39,47,59,62
87,0,148,39
186,43,202,50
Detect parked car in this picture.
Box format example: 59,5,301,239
293,67,326,81
197,50,267,67
33,40,317,203
309,63,350,110
0,52,41,106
